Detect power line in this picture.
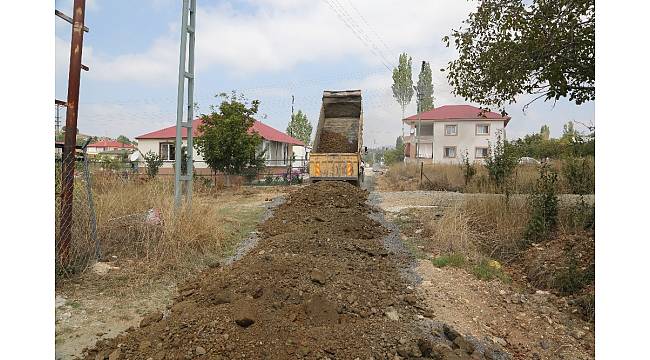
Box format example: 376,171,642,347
328,0,394,69
323,0,394,72
343,0,392,56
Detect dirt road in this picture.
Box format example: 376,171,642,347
83,182,508,360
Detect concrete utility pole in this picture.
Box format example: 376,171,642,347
174,0,196,208
59,0,87,264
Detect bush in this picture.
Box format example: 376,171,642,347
431,253,466,268
562,156,594,194
143,151,163,179
484,132,518,195
525,163,559,243
562,196,595,233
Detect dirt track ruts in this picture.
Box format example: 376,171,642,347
83,182,508,360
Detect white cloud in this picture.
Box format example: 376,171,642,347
57,0,594,146
76,102,176,139
72,0,476,83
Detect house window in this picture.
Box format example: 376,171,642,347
417,143,433,159
445,124,457,136
476,124,490,135
419,124,434,136
160,142,175,161
443,146,457,158
475,147,489,159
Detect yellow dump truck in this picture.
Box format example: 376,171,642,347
309,90,365,186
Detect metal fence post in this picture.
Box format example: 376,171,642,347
59,0,87,265
82,148,99,260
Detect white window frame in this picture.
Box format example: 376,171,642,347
445,124,458,136
443,146,457,158
475,147,489,159
159,142,175,161
475,124,490,136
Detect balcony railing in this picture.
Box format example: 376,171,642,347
403,134,433,143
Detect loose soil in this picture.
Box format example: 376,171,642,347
82,182,508,360
316,130,357,153
56,186,286,360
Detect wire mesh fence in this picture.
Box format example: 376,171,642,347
53,151,311,280
55,148,98,280
79,157,310,185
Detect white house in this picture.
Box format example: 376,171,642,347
135,118,305,175
402,105,510,164
86,139,136,156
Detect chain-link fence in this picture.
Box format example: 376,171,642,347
79,157,310,185
55,148,98,279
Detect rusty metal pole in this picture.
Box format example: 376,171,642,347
60,0,86,265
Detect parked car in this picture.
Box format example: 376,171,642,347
518,156,541,165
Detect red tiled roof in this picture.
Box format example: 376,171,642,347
135,119,305,146
404,105,510,126
87,140,135,149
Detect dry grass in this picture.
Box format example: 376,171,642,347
58,174,277,285
422,195,530,264
377,161,589,194
423,194,593,264
419,193,595,307
423,204,480,260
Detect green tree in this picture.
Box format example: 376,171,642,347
384,139,405,165
116,135,131,144
416,61,434,112
286,110,312,145
540,125,550,140
392,53,414,135
562,121,577,140
443,0,594,108
194,92,265,186
395,136,404,149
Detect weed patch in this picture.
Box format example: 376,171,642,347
472,259,510,282
553,247,594,296
431,253,466,268
525,163,559,243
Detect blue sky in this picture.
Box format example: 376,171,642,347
55,0,594,146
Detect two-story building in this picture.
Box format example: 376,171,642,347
402,105,511,164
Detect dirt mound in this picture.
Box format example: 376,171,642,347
515,232,595,321
316,130,357,153
82,182,501,359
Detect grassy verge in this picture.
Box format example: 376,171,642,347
376,161,594,194
56,174,280,285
